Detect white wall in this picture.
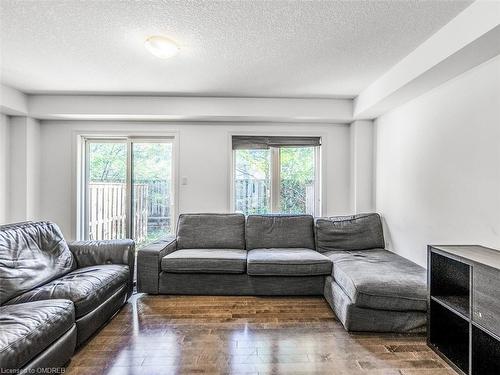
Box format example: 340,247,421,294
39,121,351,239
0,114,10,223
0,84,28,116
375,55,500,267
350,120,374,213
8,116,41,222
29,95,353,123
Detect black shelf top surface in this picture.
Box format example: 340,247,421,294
430,245,500,270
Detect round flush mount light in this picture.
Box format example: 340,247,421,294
144,35,179,59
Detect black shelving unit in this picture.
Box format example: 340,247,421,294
428,245,500,375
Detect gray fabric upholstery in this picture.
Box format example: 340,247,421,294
74,284,128,346
68,239,135,298
247,248,332,276
324,277,426,332
246,215,315,250
159,272,325,295
315,213,385,253
326,249,427,311
0,300,75,370
176,213,245,250
137,238,177,294
136,212,428,334
6,264,130,318
162,249,247,274
0,221,76,304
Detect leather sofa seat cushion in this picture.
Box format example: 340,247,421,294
0,300,75,370
0,221,76,303
246,215,315,250
325,249,427,311
176,213,246,250
315,213,385,253
247,248,332,276
162,249,247,274
5,265,129,318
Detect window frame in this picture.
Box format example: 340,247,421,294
77,134,178,241
230,134,323,216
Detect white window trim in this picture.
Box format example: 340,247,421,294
228,131,325,216
74,130,179,241
270,147,280,213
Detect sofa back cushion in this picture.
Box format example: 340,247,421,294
176,213,246,250
246,215,315,250
315,213,385,253
0,221,75,304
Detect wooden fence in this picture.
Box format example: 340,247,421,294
88,182,146,242
89,178,314,242
234,178,270,214
234,179,314,215
88,180,171,243
144,180,170,222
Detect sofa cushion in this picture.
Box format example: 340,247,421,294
247,248,332,276
325,249,427,311
162,249,247,274
0,299,75,370
246,215,315,250
0,221,76,304
315,213,385,253
176,213,246,250
5,265,129,318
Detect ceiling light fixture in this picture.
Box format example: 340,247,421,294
144,35,179,59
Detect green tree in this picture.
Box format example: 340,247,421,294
89,143,126,182
234,147,315,215
280,147,315,214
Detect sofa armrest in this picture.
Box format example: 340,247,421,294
137,237,176,294
68,239,135,267
67,239,135,297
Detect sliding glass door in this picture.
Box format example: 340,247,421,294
87,141,128,240
131,141,173,245
83,138,175,248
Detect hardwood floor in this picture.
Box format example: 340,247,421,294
66,294,454,375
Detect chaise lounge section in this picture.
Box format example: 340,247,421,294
138,212,427,333
0,221,134,371
318,214,427,332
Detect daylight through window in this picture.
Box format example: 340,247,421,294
232,136,320,216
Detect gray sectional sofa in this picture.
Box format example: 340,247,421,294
138,212,427,332
317,215,427,332
0,221,134,371
138,214,330,295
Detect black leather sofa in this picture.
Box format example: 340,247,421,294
0,221,134,371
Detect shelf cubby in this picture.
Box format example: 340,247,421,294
429,300,469,373
430,251,470,318
428,245,500,375
472,325,500,375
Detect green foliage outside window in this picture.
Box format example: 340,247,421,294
234,147,315,215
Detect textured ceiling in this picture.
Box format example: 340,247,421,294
0,0,471,97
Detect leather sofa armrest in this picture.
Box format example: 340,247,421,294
68,239,135,267
137,237,177,294
67,239,135,298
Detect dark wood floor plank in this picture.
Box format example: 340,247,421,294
66,294,454,374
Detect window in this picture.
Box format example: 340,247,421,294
82,137,175,248
233,136,320,216
234,148,271,215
